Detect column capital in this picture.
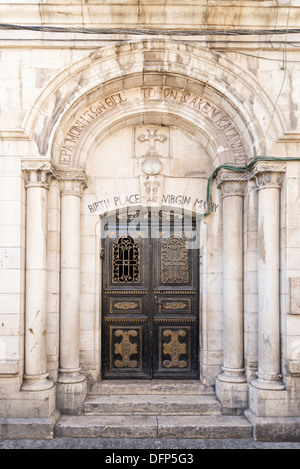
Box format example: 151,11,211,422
59,170,88,197
216,170,247,198
250,163,285,190
22,158,57,190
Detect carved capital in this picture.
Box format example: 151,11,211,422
22,158,56,190
251,163,285,190
59,170,88,197
216,170,247,198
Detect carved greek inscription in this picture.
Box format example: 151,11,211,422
59,87,247,165
59,92,127,163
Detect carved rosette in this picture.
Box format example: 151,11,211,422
216,171,247,198
251,164,285,191
59,171,88,197
22,159,55,190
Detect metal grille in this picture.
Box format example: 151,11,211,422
161,236,189,283
112,236,140,283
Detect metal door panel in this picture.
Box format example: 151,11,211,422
101,210,199,379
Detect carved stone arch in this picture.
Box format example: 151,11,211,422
70,105,232,170
22,40,284,170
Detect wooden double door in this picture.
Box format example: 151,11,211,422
101,210,199,379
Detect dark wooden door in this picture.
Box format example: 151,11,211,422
101,210,199,379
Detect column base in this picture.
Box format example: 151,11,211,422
245,409,300,442
247,383,300,441
57,367,86,384
251,371,285,391
21,373,54,391
215,376,248,414
56,370,87,415
0,410,60,439
248,381,291,417
218,366,247,383
3,381,60,438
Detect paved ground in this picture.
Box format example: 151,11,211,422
0,437,299,449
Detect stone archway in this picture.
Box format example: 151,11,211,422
20,39,286,414
22,39,284,169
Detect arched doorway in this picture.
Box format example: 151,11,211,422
101,208,199,379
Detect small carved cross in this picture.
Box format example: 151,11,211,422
138,127,167,157
144,180,160,202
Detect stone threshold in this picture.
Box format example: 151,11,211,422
55,414,253,439
83,393,221,416
88,379,214,395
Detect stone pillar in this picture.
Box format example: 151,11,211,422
251,165,285,391
56,172,87,414
22,161,54,391
244,164,288,441
216,171,248,412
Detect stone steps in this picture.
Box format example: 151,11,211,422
55,414,253,439
54,381,253,440
83,394,221,415
88,380,214,396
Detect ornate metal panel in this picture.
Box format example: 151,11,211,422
110,298,142,314
161,236,189,284
102,210,199,379
159,327,191,371
158,298,191,314
112,236,140,283
109,326,143,372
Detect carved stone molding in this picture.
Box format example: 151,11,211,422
216,170,247,198
59,171,88,197
22,158,56,190
251,163,285,190
144,179,160,202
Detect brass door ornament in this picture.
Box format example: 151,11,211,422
162,329,187,368
163,302,187,310
114,329,138,368
114,302,139,310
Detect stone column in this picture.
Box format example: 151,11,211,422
251,165,285,390
56,172,87,414
22,160,54,391
216,171,247,411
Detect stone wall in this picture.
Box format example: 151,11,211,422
0,0,299,440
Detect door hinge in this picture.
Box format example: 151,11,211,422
100,248,105,259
